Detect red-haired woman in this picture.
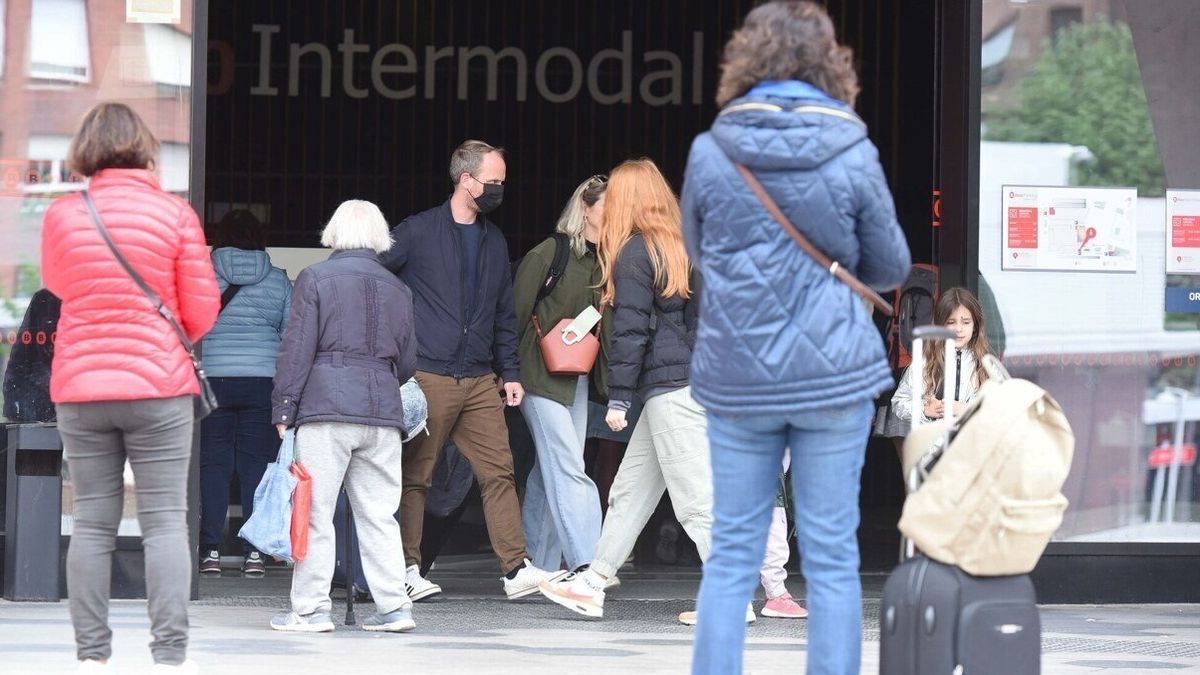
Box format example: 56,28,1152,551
539,159,736,626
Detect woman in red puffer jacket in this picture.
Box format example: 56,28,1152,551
41,102,219,672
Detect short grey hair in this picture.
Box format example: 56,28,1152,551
448,139,504,185
321,200,394,253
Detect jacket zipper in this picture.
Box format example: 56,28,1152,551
454,225,468,381
955,350,962,401
453,221,489,381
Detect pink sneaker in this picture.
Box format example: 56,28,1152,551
761,593,808,619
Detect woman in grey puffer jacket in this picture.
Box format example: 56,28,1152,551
199,210,293,576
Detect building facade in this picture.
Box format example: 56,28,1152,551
1,0,1197,602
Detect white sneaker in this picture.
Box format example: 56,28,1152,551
78,660,115,674
678,603,757,626
604,575,621,589
538,568,606,617
503,559,568,599
269,611,335,633
151,660,199,673
405,565,442,602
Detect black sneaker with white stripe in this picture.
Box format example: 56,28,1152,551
242,551,266,576
199,549,221,575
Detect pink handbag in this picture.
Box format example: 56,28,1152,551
532,314,600,376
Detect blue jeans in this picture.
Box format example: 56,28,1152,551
692,400,873,675
199,377,280,554
520,376,601,571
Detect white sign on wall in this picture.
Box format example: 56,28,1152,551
1001,185,1138,272
126,0,181,25
1166,189,1200,274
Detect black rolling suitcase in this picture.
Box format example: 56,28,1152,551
332,490,371,610
880,327,1041,675
879,555,1041,675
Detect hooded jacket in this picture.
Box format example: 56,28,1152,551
201,248,293,378
680,81,911,415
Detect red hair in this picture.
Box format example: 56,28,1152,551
598,159,691,305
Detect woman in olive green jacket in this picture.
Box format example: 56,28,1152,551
512,174,610,573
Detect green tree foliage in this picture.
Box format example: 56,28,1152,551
985,19,1165,196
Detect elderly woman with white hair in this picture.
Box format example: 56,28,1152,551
270,200,418,633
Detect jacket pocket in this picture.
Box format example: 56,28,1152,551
955,493,1068,576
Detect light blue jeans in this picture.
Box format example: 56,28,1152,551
519,376,601,571
692,400,874,675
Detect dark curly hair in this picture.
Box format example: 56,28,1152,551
716,1,860,108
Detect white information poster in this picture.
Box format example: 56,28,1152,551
1001,185,1138,272
1166,190,1200,274
126,0,182,24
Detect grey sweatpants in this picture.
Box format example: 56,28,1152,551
591,386,713,578
290,422,411,615
56,396,193,666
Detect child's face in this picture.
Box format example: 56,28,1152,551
945,305,975,349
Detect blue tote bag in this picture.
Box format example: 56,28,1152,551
238,430,299,562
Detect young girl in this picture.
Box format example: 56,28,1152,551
890,287,994,431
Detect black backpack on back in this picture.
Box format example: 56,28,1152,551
886,263,939,370
512,232,571,309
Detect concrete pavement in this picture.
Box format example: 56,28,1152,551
1,561,1198,674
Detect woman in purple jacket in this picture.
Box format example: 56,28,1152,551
269,200,419,634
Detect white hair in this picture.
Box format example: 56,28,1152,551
321,200,394,253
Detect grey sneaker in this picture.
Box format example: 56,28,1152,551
270,611,335,633
362,606,416,633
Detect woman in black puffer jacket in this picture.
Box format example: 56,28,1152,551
539,159,725,627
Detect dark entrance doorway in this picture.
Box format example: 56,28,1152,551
198,0,952,577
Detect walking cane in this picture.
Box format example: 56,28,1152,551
343,488,356,626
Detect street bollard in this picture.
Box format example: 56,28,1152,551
3,423,64,601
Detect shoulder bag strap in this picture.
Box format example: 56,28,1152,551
530,233,572,337
219,284,244,311
728,163,893,317
81,191,202,363
534,233,571,307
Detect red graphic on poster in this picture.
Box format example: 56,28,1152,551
1172,215,1200,248
1007,207,1038,248
1150,443,1197,469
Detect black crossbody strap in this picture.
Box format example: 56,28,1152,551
220,284,244,311
533,232,571,309
81,191,201,363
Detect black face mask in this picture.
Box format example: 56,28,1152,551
472,182,505,214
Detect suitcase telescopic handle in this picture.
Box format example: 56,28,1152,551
911,326,957,342
909,326,959,431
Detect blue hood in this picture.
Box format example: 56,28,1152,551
711,93,868,172
212,248,273,285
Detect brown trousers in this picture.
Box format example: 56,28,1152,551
401,371,527,572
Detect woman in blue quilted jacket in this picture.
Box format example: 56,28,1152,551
198,209,293,576
683,2,911,674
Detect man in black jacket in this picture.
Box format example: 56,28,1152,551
380,140,566,601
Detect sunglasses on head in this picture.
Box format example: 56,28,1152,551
588,174,608,185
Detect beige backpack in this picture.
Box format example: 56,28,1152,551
898,353,1075,576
